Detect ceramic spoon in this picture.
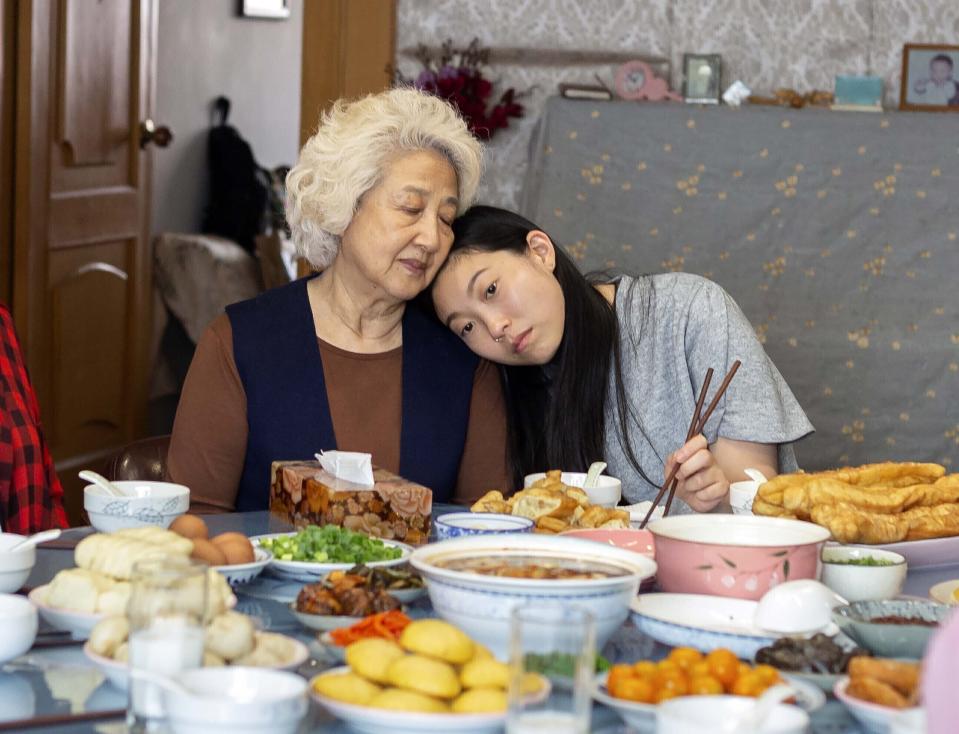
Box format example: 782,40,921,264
744,468,768,484
584,461,608,488
7,528,61,552
78,470,130,498
724,684,795,733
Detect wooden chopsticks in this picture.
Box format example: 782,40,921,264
639,360,742,528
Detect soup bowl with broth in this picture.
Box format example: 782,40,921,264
410,534,657,658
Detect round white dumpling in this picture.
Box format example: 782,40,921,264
113,642,129,663
233,632,296,667
203,650,226,667
204,611,255,661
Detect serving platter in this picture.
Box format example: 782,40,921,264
311,666,508,734
28,585,105,640
593,670,825,733
872,535,959,569
250,533,413,583
630,593,839,660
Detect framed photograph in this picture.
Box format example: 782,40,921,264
239,0,290,20
682,54,722,104
899,43,959,111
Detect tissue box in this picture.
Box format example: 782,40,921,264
269,461,432,544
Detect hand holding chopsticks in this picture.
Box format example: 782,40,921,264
639,360,742,528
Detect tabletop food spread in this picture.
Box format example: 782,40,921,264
1,460,956,733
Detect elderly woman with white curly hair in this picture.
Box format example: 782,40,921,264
167,89,509,511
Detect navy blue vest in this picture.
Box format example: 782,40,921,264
226,277,478,510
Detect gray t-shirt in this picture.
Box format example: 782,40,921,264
604,273,814,509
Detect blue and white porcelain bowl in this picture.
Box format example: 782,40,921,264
410,534,657,659
434,512,533,540
83,481,190,533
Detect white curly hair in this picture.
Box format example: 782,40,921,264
286,88,484,269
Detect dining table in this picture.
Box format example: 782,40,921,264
3,505,956,733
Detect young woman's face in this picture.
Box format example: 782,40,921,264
431,233,566,365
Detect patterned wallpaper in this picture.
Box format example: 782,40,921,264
396,0,959,209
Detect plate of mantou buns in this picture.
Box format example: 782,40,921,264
752,462,959,564
169,514,271,586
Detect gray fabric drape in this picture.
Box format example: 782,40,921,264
521,97,959,471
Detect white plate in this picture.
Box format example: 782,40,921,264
83,635,310,692
631,593,838,660
251,533,413,583
872,535,959,569
28,585,104,640
213,548,272,587
593,671,824,733
311,666,507,734
834,676,919,734
289,605,364,632
928,579,959,606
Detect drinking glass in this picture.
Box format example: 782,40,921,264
506,603,595,734
127,557,207,733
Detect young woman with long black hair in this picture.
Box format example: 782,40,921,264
430,206,813,512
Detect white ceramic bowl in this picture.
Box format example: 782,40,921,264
213,548,272,587
0,593,38,663
409,534,656,659
83,636,310,692
523,471,622,507
657,695,810,734
890,708,926,734
84,481,190,533
0,533,37,593
821,546,907,602
162,667,308,734
834,677,919,734
754,580,848,635
434,512,534,540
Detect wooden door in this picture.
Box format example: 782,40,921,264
13,0,158,521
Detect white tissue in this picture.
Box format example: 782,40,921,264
316,450,375,488
722,80,752,107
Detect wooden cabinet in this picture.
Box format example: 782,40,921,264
300,0,396,146
10,0,158,522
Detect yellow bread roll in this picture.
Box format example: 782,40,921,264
400,619,474,665
460,658,509,689
368,688,448,713
345,638,405,684
313,672,382,706
452,687,508,713
386,654,461,699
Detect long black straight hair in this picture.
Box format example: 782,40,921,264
438,205,655,489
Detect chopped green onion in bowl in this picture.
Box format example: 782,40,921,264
257,525,403,564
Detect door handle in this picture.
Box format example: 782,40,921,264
139,119,173,149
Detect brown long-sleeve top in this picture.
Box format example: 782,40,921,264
167,314,510,512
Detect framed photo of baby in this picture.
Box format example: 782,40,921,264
900,43,959,111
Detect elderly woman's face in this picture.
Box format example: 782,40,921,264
338,149,459,302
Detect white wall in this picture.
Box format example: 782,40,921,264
152,0,303,236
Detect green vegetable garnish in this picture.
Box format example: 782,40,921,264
826,557,896,566
258,525,402,564
524,652,610,677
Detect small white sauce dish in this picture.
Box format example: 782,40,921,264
821,546,907,602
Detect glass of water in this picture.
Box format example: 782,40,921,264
127,557,207,733
506,603,595,734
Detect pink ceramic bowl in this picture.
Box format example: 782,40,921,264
647,514,830,600
561,528,655,558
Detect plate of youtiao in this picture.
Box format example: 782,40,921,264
752,461,959,566
310,618,548,734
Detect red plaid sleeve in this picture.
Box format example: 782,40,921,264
0,304,69,533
